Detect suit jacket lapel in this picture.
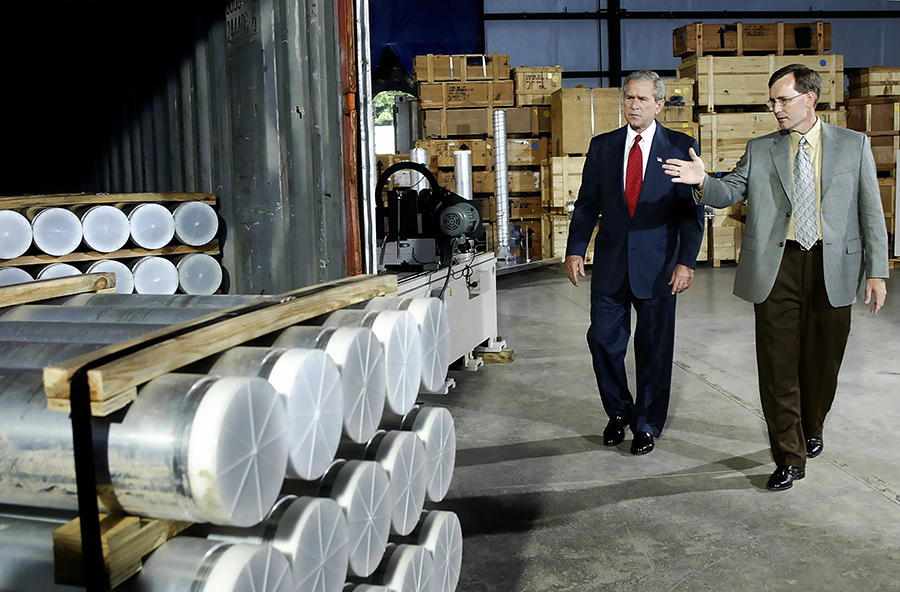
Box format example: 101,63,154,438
769,131,792,203
606,126,628,205
821,123,840,198
632,123,669,219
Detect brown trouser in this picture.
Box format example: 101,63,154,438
754,240,852,468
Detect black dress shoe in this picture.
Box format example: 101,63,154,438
806,434,823,458
630,431,655,455
603,416,626,446
766,465,806,491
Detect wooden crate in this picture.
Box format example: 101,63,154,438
662,105,693,124
697,224,709,262
413,53,510,82
542,214,570,259
667,121,700,140
662,78,695,106
543,156,586,209
415,139,493,168
584,221,600,265
848,67,900,99
477,196,544,221
376,153,412,188
507,138,548,166
677,54,843,110
673,21,830,58
512,66,564,106
846,97,900,171
437,169,541,194
880,178,896,218
418,80,515,110
489,219,544,260
699,110,846,173
550,88,623,156
421,106,550,139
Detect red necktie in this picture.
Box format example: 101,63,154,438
625,134,643,218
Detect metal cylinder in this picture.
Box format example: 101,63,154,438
131,256,179,295
0,516,83,592
0,370,289,526
36,263,81,280
124,537,295,592
0,267,32,287
79,205,130,253
274,326,386,444
171,201,219,246
126,203,176,249
355,544,435,592
0,341,106,368
409,148,430,191
380,406,456,504
337,430,428,537
325,308,422,417
31,208,83,256
0,321,162,344
61,293,267,309
392,511,462,592
207,495,350,592
364,297,450,394
284,459,393,579
0,210,33,259
453,150,473,200
0,304,210,325
209,346,343,480
173,253,223,295
84,259,135,294
492,110,514,260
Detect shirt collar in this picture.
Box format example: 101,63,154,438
792,116,821,150
627,119,656,146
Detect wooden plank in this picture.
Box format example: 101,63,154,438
0,193,215,210
0,241,220,268
43,274,397,412
0,273,116,308
476,348,515,363
54,515,191,588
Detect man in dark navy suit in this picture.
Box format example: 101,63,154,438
565,70,705,455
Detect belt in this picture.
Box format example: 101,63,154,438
785,239,822,250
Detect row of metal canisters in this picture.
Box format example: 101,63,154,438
0,293,461,592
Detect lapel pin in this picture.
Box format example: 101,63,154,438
656,157,663,162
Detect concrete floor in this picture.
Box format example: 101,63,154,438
421,264,900,591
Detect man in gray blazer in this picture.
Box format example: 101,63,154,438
663,64,889,491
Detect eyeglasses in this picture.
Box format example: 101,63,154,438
767,93,809,109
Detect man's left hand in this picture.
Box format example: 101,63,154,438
669,264,694,295
865,278,887,314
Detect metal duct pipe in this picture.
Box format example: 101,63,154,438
453,150,473,200
60,293,267,308
273,326,386,444
205,495,350,592
83,260,135,294
171,201,219,246
380,406,456,504
364,297,450,394
337,430,428,537
77,205,130,253
492,110,514,261
283,459,392,579
0,267,32,287
410,147,430,191
30,208,82,256
124,203,176,249
391,511,463,592
349,544,434,592
0,210,32,259
0,304,211,324
0,321,162,344
174,253,223,295
131,256,179,294
209,347,344,481
325,308,422,417
121,537,295,592
0,370,289,526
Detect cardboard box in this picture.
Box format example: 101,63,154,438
512,66,564,106
414,53,511,82
673,21,830,57
421,106,551,138
550,88,623,156
677,54,843,109
418,80,515,110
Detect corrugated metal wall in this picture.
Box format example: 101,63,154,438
1,2,349,295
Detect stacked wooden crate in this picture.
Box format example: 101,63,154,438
847,67,900,256
413,54,555,261
674,20,844,265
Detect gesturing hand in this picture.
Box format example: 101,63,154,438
663,147,706,186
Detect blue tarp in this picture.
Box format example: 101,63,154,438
370,0,482,75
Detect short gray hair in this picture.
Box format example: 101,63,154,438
623,70,666,102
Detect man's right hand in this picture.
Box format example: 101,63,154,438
663,147,706,187
565,255,586,287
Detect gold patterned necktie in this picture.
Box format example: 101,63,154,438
793,136,819,250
